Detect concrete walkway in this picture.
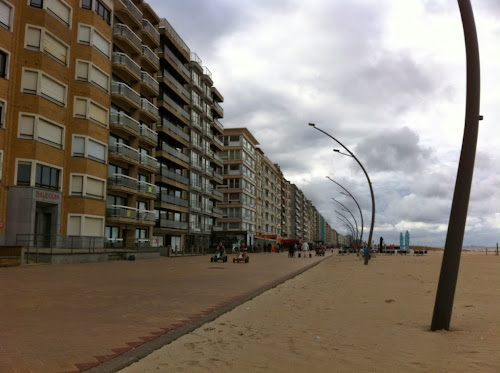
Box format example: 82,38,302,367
0,251,329,372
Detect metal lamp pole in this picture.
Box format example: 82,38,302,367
309,123,375,265
332,198,359,246
335,210,358,243
327,176,365,247
431,0,482,331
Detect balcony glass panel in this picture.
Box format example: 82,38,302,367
138,181,156,195
139,153,158,169
159,142,189,163
110,111,140,134
161,94,190,120
106,205,138,219
156,191,189,207
112,82,141,106
142,18,160,44
141,71,159,93
109,143,139,161
114,23,141,50
107,174,138,190
141,44,160,69
118,0,142,22
112,52,141,77
157,164,189,184
140,98,159,118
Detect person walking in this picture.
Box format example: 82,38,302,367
301,241,309,258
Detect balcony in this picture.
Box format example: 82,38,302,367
160,94,190,121
213,153,224,165
157,119,189,144
138,181,157,197
142,18,160,48
157,165,189,185
212,172,223,182
213,207,223,216
138,152,158,172
137,210,156,223
212,100,223,117
111,82,141,111
157,218,188,230
213,189,223,199
109,143,140,164
190,52,203,72
156,190,189,208
212,118,224,133
140,71,159,98
114,23,142,56
139,98,159,123
158,142,189,164
191,183,202,192
141,44,160,72
106,205,137,221
112,52,141,83
189,203,202,213
162,45,190,79
115,0,142,28
107,174,138,193
203,167,214,177
110,111,140,138
139,124,158,146
159,69,190,101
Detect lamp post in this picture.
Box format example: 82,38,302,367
431,0,482,331
332,198,359,246
337,214,356,244
335,210,358,243
309,123,375,265
327,176,364,247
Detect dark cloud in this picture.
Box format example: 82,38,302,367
352,126,433,173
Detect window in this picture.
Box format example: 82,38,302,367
25,26,69,65
30,0,43,8
105,226,119,240
72,135,106,163
81,0,91,10
95,0,110,24
68,215,104,236
21,69,67,106
0,150,3,180
77,23,111,57
35,164,60,190
0,49,9,79
73,97,108,127
70,174,105,199
75,59,109,91
0,99,5,128
18,113,65,148
0,0,14,31
17,162,32,186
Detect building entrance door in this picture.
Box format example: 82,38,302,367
34,203,56,247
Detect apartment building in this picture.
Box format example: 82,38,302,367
154,18,224,252
0,0,226,253
215,127,258,246
0,0,114,246
277,165,291,239
107,0,160,248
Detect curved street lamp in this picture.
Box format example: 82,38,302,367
337,214,356,244
309,123,375,265
327,176,364,247
332,198,359,246
335,210,358,242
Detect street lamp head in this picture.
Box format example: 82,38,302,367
308,123,316,127
333,149,340,153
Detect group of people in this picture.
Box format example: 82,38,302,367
288,241,311,258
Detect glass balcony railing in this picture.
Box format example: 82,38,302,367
163,46,190,77
110,111,140,134
112,52,141,78
161,94,190,120
109,143,139,162
157,119,189,141
107,174,138,190
139,124,158,144
156,191,189,207
140,98,159,118
138,181,156,195
159,18,190,56
159,69,190,99
203,66,212,80
141,71,159,94
142,18,160,45
112,82,141,106
118,0,142,23
157,164,189,185
157,218,188,230
106,205,138,219
141,44,160,70
138,210,155,221
159,142,189,163
139,152,158,169
114,23,141,51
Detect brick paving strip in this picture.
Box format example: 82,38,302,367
0,252,330,373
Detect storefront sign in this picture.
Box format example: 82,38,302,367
34,190,61,203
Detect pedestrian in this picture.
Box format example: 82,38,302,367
301,241,309,258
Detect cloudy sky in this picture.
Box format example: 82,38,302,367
150,0,499,247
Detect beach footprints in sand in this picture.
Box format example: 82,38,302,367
385,299,396,303
204,326,216,332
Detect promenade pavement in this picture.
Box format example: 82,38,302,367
0,250,329,373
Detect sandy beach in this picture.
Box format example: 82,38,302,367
119,251,500,373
